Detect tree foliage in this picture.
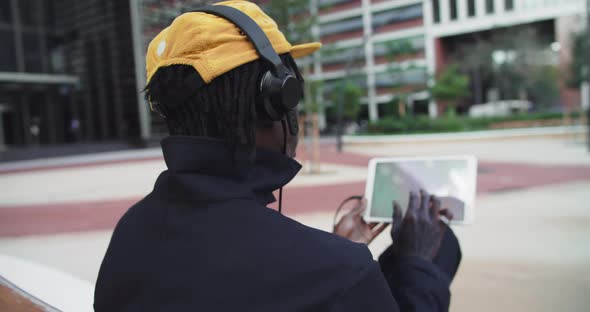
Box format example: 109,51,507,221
260,0,315,44
339,81,363,119
430,64,470,104
568,31,589,88
449,27,560,108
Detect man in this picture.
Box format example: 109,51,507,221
94,1,454,311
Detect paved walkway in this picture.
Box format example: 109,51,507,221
0,137,589,311
1,139,590,237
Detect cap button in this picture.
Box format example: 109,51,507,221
157,41,166,57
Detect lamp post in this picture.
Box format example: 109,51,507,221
336,42,367,153
586,0,590,151
129,0,151,144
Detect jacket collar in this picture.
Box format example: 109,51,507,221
156,136,301,205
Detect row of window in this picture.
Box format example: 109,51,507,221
375,67,427,87
0,0,65,73
0,29,66,73
319,4,422,38
433,0,515,23
373,36,425,58
0,0,55,27
321,45,365,65
320,36,424,66
318,0,358,10
321,66,428,97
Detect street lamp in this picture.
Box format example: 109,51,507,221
586,0,590,151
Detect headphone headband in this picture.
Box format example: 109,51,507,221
181,4,301,137
193,5,287,77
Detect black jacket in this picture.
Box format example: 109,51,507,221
94,136,449,311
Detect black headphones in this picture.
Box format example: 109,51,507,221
151,5,302,135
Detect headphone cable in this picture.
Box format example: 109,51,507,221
278,119,288,214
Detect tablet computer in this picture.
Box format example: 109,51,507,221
364,156,477,225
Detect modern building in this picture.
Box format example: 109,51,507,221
305,0,587,126
0,0,216,150
310,0,431,125
0,0,142,150
426,0,587,114
0,0,586,150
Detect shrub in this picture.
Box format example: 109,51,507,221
366,112,570,135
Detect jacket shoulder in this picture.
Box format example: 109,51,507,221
257,206,377,271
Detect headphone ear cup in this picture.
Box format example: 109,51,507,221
259,71,284,121
259,70,304,122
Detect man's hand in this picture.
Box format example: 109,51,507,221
333,199,388,244
391,190,450,260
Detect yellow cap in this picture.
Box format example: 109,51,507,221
145,0,322,83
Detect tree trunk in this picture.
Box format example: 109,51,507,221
311,113,321,174
473,67,483,104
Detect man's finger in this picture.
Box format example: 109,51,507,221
439,208,454,221
429,196,442,220
419,189,430,218
350,198,365,215
406,191,418,218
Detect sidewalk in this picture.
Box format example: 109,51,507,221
1,139,590,237
0,137,589,311
1,181,589,312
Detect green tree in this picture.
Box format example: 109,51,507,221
450,26,558,107
528,65,560,109
568,31,589,88
262,0,315,44
384,38,424,117
430,64,470,113
257,0,318,114
450,37,493,104
385,39,414,59
339,80,363,120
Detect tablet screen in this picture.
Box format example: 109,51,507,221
366,157,477,224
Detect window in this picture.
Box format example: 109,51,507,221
449,0,458,20
0,1,12,23
467,0,476,17
373,37,425,58
42,0,55,27
321,45,364,65
18,0,42,27
22,32,43,72
432,0,440,23
372,4,422,31
323,77,366,98
0,30,17,71
505,0,514,11
375,67,427,88
319,0,356,9
320,16,363,37
486,0,494,14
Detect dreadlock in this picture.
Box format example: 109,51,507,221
144,53,303,155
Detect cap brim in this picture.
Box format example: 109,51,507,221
290,42,322,59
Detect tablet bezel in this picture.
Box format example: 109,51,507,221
363,155,478,225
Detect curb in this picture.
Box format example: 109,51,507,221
343,125,587,145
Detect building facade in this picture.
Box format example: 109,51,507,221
0,0,586,149
0,0,142,149
310,0,430,124
306,0,587,125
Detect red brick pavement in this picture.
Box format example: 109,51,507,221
1,145,590,238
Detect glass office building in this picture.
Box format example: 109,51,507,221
0,0,140,149
0,0,585,148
